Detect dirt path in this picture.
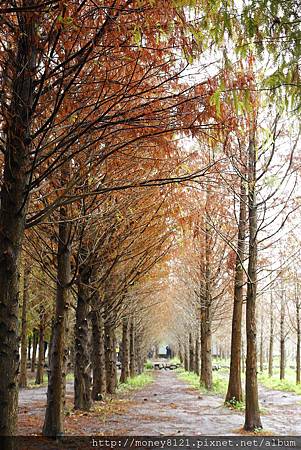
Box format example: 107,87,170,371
18,371,301,435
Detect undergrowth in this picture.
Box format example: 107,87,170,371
117,372,153,393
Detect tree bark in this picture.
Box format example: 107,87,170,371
120,318,130,383
27,336,32,361
200,217,213,390
135,334,143,375
31,329,38,373
226,178,246,403
129,320,136,378
20,267,31,388
0,4,38,436
280,291,286,380
200,306,212,389
194,334,200,376
91,307,106,400
74,262,92,410
184,341,189,371
178,341,183,364
259,309,264,373
268,290,274,377
43,204,71,436
296,298,300,385
189,333,195,373
244,137,262,431
105,321,117,394
35,308,45,385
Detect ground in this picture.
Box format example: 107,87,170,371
18,371,301,436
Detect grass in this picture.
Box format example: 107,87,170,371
177,367,228,396
117,372,153,393
258,370,301,395
26,371,74,389
144,360,153,369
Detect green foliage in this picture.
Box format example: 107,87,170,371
170,356,181,365
177,370,205,391
225,397,245,411
144,360,153,369
118,373,153,393
211,371,228,395
177,368,228,395
235,0,301,109
258,370,301,395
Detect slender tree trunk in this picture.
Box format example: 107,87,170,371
241,340,245,374
20,267,31,388
91,308,106,400
259,309,264,372
0,6,38,435
43,204,71,436
189,333,195,372
35,308,45,385
280,292,286,380
268,290,274,377
184,341,189,371
31,329,38,373
120,319,130,384
194,334,200,376
296,300,300,385
178,341,183,364
105,321,117,394
226,178,246,403
74,262,92,410
129,320,136,377
200,217,213,390
135,334,143,375
244,137,262,431
200,306,212,389
48,317,55,369
28,336,32,361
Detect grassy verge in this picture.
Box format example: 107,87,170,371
176,368,228,396
117,372,154,393
26,371,74,389
258,370,301,395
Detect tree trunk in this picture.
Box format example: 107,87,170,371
244,136,262,431
48,317,55,369
136,334,143,375
27,336,32,361
226,178,246,403
296,300,300,385
105,321,117,394
0,5,38,435
280,291,286,380
189,333,195,373
43,204,71,436
19,267,31,388
129,320,136,378
91,308,106,400
74,263,92,410
178,341,183,364
268,290,274,377
194,334,200,376
259,309,264,373
184,342,189,371
35,308,45,385
120,319,130,384
200,216,213,390
200,306,212,389
241,340,245,374
31,329,38,373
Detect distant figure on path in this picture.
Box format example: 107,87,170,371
166,345,172,359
